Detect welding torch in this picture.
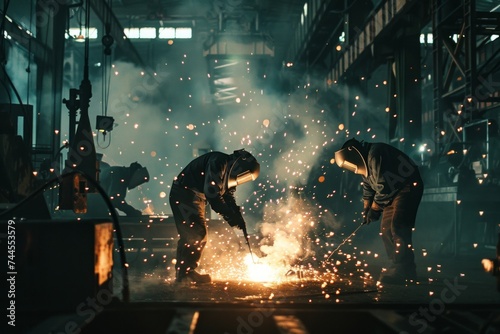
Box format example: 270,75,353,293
241,223,257,264
227,212,257,264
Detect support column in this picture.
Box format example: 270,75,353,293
432,0,446,155
464,0,477,117
35,1,67,157
391,29,422,152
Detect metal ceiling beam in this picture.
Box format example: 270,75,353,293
2,16,51,61
203,34,274,57
329,0,422,83
88,0,149,70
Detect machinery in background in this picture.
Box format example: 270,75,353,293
416,118,500,256
58,79,98,214
426,118,500,188
481,233,500,292
0,104,53,219
0,104,35,204
8,219,115,313
58,0,108,214
0,103,116,315
462,119,500,183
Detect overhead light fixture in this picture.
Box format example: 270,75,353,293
75,27,85,42
96,116,114,134
75,34,85,42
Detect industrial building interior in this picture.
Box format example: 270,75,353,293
1,0,500,333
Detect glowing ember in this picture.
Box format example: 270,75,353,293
244,254,287,282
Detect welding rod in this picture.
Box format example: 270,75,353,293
242,226,257,264
323,222,365,263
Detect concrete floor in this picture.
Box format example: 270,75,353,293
112,216,500,306
123,247,499,305
15,217,500,334
74,237,498,334
22,249,499,334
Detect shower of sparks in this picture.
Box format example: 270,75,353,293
42,42,483,304
198,197,375,287
243,254,288,282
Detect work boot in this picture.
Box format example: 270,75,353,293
404,265,417,282
176,270,212,284
378,265,417,285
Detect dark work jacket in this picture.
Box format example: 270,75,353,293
362,143,422,208
100,166,139,215
173,152,240,217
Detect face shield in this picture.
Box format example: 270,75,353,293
128,166,150,190
334,145,368,177
227,150,260,188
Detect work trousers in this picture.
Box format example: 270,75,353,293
380,180,424,273
169,184,208,276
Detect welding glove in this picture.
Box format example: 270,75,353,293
225,211,246,230
364,209,382,225
362,199,381,225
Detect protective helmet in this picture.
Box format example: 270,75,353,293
227,149,260,188
334,138,368,177
128,162,150,190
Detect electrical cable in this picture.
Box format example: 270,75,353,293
1,66,26,108
102,0,112,118
239,287,378,302
0,76,12,105
26,0,34,105
84,0,90,76
96,0,114,151
0,0,11,64
1,65,30,122
0,170,130,303
103,56,111,116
